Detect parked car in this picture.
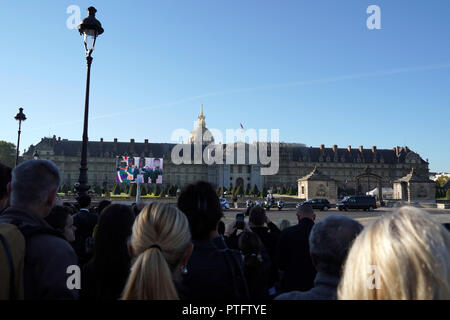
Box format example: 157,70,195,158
220,197,230,210
296,198,331,211
336,196,377,212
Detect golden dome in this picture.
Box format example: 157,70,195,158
189,104,215,144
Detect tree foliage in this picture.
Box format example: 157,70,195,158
0,141,16,167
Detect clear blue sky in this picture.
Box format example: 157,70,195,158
0,0,449,172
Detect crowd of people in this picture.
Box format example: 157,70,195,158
0,159,450,300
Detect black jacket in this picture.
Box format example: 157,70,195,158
275,218,317,293
72,209,98,266
178,236,249,301
225,223,281,288
250,223,281,287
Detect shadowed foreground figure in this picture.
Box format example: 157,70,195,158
80,204,135,300
338,206,450,300
177,181,249,300
275,203,316,293
276,215,363,300
0,160,78,299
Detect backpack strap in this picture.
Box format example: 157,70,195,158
0,232,17,300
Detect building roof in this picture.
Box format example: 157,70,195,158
24,138,428,166
298,166,334,181
395,168,434,183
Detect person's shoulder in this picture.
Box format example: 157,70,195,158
27,233,77,265
280,224,298,236
274,290,305,300
33,233,74,251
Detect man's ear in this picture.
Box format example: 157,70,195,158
47,188,57,208
180,242,194,268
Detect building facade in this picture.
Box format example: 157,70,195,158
23,108,431,197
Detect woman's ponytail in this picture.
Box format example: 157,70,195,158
122,203,191,300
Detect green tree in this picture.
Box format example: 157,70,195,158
287,186,294,195
0,141,16,167
280,186,286,195
153,184,161,196
128,183,137,197
93,185,102,195
447,189,450,200
112,183,121,195
262,186,268,198
436,176,450,187
61,185,70,194
140,184,148,196
251,185,259,196
235,185,243,197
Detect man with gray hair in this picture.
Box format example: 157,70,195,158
0,160,78,299
276,215,363,300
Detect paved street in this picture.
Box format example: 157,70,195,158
222,207,450,227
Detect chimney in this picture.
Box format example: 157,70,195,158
404,146,410,153
332,144,337,152
347,145,351,152
371,146,376,153
144,139,149,154
359,145,363,153
113,138,118,155
130,139,135,153
320,144,325,150
100,138,103,142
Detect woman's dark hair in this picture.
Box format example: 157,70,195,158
177,181,223,241
45,205,71,231
239,231,263,267
97,200,111,215
249,206,266,226
238,231,269,299
81,204,135,300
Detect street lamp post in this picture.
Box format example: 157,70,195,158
74,7,104,199
14,107,26,167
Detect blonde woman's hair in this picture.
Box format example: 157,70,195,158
338,206,450,300
122,202,191,300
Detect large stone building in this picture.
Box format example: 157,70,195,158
23,107,431,199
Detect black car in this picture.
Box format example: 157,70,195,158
296,198,331,211
336,196,377,212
